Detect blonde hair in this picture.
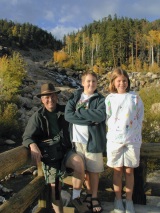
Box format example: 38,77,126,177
81,70,98,82
108,68,130,93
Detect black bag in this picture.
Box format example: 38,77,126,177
39,136,63,165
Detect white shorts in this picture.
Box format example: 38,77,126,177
107,142,140,168
74,142,104,173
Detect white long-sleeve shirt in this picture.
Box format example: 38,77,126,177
105,91,144,147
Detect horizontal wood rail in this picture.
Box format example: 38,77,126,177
140,143,160,159
0,146,31,180
0,176,45,213
0,143,159,212
0,145,74,213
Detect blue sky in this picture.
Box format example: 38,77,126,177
0,0,160,40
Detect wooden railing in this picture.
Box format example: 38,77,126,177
140,143,160,159
0,146,46,213
0,143,160,212
0,146,74,213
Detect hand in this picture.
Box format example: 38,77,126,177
76,101,88,110
29,143,42,165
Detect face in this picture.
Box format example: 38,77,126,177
41,93,58,112
114,75,128,94
82,74,97,95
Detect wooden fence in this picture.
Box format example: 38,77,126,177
0,146,74,213
0,143,160,212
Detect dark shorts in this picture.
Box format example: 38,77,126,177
42,162,61,184
42,149,76,183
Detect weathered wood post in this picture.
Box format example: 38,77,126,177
36,162,52,212
133,143,160,204
133,158,147,204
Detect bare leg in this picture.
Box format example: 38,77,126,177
88,172,99,198
82,171,92,209
125,167,134,200
51,183,63,213
65,153,85,190
65,154,89,212
88,171,102,212
84,171,92,194
113,167,123,200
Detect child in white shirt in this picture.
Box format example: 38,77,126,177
105,68,144,213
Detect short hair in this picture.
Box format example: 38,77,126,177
108,68,130,93
81,70,98,82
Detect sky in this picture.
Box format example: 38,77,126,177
0,0,160,41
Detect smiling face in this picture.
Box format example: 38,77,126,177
114,75,128,94
41,93,58,112
82,74,97,95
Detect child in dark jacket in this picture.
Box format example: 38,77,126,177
65,71,106,213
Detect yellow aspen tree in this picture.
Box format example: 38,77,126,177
75,32,82,65
65,36,72,56
146,30,159,67
56,51,68,64
90,33,100,66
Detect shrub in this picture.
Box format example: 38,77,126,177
63,58,75,69
139,86,160,143
0,52,26,139
0,103,21,138
0,52,26,99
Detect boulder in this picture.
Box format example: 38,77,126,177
151,103,160,114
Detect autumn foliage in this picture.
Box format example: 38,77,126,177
0,52,26,138
60,16,160,72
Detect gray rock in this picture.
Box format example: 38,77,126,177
5,139,16,145
61,190,71,206
151,103,160,114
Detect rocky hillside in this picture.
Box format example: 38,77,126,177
1,47,160,146
0,48,160,209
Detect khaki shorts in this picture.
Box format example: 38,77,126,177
74,142,104,173
107,142,140,168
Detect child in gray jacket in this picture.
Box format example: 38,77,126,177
65,70,106,213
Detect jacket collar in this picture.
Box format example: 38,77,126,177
40,104,65,116
75,88,99,98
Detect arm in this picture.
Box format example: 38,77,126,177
65,97,93,125
22,113,42,164
105,95,112,120
22,113,41,147
76,97,106,123
29,143,42,164
137,95,144,126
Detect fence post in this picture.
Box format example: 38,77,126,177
37,162,51,211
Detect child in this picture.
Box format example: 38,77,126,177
65,70,106,213
105,68,144,213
